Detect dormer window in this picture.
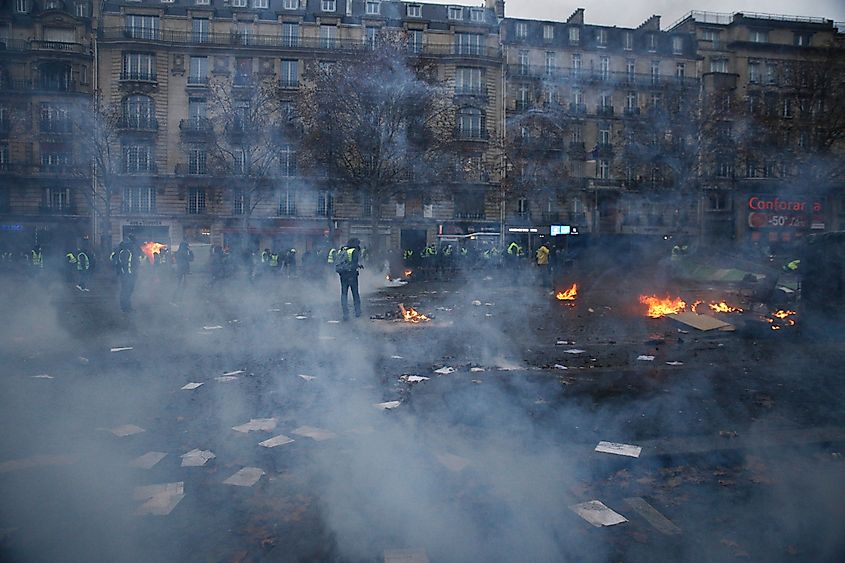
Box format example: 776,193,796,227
596,28,608,47
568,27,580,45
253,0,268,9
14,0,30,13
283,0,298,9
672,36,683,54
448,6,462,20
321,0,336,12
470,8,484,22
543,25,554,40
407,4,421,18
515,22,527,39
750,30,768,43
647,33,657,52
366,1,380,16
44,0,62,10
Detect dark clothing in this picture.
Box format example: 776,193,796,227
339,272,361,320
119,273,135,312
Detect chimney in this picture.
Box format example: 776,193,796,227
485,0,505,20
637,15,661,30
566,8,585,25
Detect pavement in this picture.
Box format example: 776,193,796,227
0,264,844,562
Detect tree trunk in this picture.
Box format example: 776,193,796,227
369,194,382,255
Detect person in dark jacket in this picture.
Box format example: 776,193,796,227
336,238,362,321
172,241,194,302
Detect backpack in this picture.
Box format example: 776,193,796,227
334,247,355,273
118,248,133,274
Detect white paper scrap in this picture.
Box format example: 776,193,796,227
203,326,223,330
32,374,54,379
295,316,308,320
110,347,133,352
297,374,317,381
470,367,485,373
666,361,684,366
374,401,401,410
595,441,642,458
554,364,568,370
130,451,167,469
623,497,682,535
434,366,456,375
390,355,404,359
267,308,281,312
291,426,336,441
110,424,145,437
181,382,204,390
259,434,294,448
637,355,655,361
400,375,429,383
214,376,239,382
570,500,628,527
222,370,244,377
180,449,215,467
436,452,470,472
564,349,586,355
223,467,265,487
134,482,184,516
327,320,341,324
232,418,277,433
134,481,184,501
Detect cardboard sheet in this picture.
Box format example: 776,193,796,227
570,500,628,527
624,497,681,535
667,312,733,332
291,426,336,441
595,441,642,458
374,401,401,410
181,449,215,467
223,467,265,487
130,451,167,469
110,424,145,437
436,452,470,472
181,382,204,390
134,482,184,516
232,418,277,433
259,434,295,448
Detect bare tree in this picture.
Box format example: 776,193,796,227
297,34,454,251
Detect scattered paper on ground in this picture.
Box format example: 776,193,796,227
31,374,54,379
470,367,485,372
637,355,655,361
223,467,265,487
110,424,145,437
436,452,470,472
667,312,733,332
202,326,223,330
0,455,77,474
110,347,133,352
400,375,429,383
391,355,404,359
570,500,628,527
215,376,239,382
130,452,167,469
434,367,456,375
292,426,336,441
595,441,642,458
624,497,682,535
268,308,281,312
181,382,204,390
374,401,401,410
134,482,184,516
181,449,215,467
232,418,277,433
564,349,586,354
295,316,308,320
384,548,431,563
554,364,568,370
297,374,317,382
327,320,341,324
259,434,295,448
222,370,244,376
666,361,684,366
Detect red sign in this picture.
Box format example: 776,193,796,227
747,195,824,230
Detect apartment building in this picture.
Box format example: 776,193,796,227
0,0,94,255
95,0,503,252
671,11,845,245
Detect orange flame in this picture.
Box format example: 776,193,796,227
767,309,797,330
640,295,686,318
709,301,743,313
556,283,578,301
404,269,413,278
141,241,167,264
691,300,703,313
399,303,430,323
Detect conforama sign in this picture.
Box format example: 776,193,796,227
747,195,824,230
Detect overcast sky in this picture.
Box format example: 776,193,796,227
425,1,845,27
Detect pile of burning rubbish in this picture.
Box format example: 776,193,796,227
638,294,797,332
371,303,432,324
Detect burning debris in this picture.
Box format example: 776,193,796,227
767,310,798,331
708,302,744,313
555,283,578,301
140,241,167,264
399,304,430,323
640,295,686,318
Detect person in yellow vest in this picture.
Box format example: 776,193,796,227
76,246,91,291
536,242,550,287
334,238,362,320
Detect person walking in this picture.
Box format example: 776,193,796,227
172,241,194,302
76,245,92,291
117,237,139,312
335,238,362,321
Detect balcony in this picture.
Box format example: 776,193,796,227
595,142,614,156
455,86,487,99
596,105,615,117
455,128,489,141
39,119,73,134
569,103,587,115
38,204,79,215
623,107,641,117
175,163,208,176
120,71,157,84
454,211,486,220
179,118,213,138
30,41,87,54
117,116,159,131
505,65,701,89
233,74,254,88
187,75,209,87
122,163,158,175
280,78,299,89
0,78,86,94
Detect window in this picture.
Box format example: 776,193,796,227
122,52,155,80
189,56,208,85
672,36,683,54
599,92,612,111
75,2,88,17
279,145,297,177
233,100,250,131
278,187,296,216
188,149,207,175
235,58,252,85
599,56,610,80
702,29,719,42
518,50,529,73
321,0,335,12
625,91,637,111
570,53,581,77
192,18,209,43
41,147,71,169
470,8,483,22
282,22,300,47
188,98,207,124
123,186,155,213
710,58,727,73
545,52,555,75
14,0,29,14
457,107,484,139
364,26,379,48
783,98,793,119
623,31,633,50
232,0,247,7
517,197,529,217
676,63,686,79
598,125,611,145
626,58,636,79
253,0,268,8
317,191,333,216
454,33,482,55
650,60,660,84
195,0,209,4
543,25,554,41
233,151,246,175
515,23,527,39
46,188,72,211
597,159,610,179
766,63,777,84
407,4,421,18
749,30,768,43
448,6,462,20
748,60,760,83
516,85,529,110
233,190,247,215
0,143,9,168
280,60,298,87
455,67,482,94
123,143,152,173
283,0,298,8
571,88,583,109
123,95,154,128
715,160,735,179
650,91,662,110
187,188,206,214
647,33,657,52
569,27,580,45
320,25,337,49
596,29,608,47
453,192,485,219
794,33,812,46
366,1,380,15
407,29,423,54
40,103,70,133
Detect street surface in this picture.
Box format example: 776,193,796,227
1,262,844,562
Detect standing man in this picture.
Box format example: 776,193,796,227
536,242,550,288
172,241,194,302
76,244,91,291
335,238,362,321
116,237,139,312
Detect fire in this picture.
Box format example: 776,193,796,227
555,283,578,301
640,295,686,318
141,241,167,264
767,309,797,330
691,300,703,313
709,301,743,313
773,309,796,319
399,303,430,323
404,269,413,278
